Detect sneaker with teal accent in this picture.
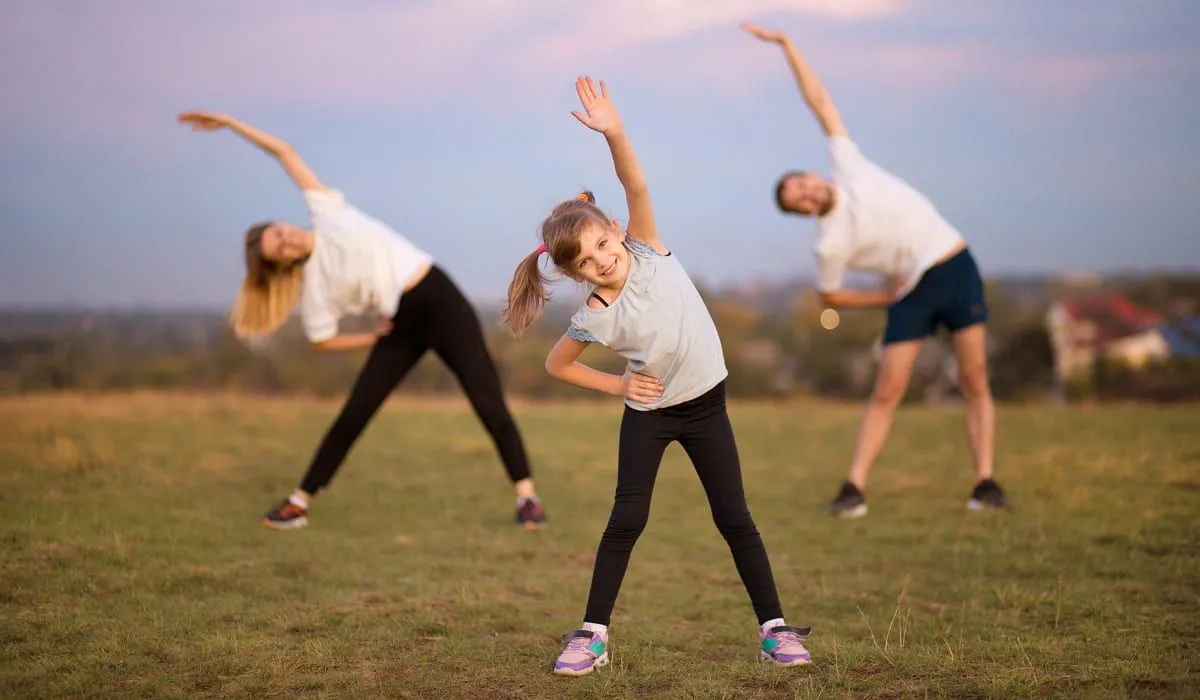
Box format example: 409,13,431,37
553,629,609,676
760,624,812,666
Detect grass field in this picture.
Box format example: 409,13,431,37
1,393,1197,699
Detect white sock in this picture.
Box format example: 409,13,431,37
516,495,540,506
581,621,608,637
760,618,786,634
289,491,310,509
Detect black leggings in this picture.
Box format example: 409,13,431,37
298,266,531,495
583,381,783,626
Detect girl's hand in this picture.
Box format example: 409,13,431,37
740,21,788,44
177,111,231,132
620,367,664,404
570,76,623,135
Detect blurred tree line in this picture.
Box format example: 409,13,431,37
2,274,1196,402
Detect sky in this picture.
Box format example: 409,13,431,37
1,0,1198,309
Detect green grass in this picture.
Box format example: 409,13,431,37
1,393,1197,699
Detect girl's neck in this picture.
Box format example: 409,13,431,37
593,278,625,302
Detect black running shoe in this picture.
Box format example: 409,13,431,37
829,481,868,518
967,478,1009,510
516,498,546,530
263,498,309,529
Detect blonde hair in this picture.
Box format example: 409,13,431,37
502,191,609,336
230,222,305,339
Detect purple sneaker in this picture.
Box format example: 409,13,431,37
552,629,609,676
760,625,812,666
516,497,546,531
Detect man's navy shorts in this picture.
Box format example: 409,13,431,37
883,248,988,345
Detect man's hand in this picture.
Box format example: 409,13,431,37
177,111,231,132
740,19,847,138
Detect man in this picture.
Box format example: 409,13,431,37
742,21,1008,517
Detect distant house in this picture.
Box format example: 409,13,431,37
1046,296,1169,381
1154,315,1200,359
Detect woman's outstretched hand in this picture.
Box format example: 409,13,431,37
177,111,231,132
176,111,323,190
570,76,624,135
740,21,789,44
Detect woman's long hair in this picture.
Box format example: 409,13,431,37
230,223,305,339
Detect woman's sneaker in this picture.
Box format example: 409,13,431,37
263,498,308,529
760,625,813,666
516,497,546,530
553,629,609,676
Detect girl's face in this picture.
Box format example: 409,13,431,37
569,220,630,290
259,222,311,263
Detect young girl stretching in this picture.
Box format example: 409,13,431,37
505,76,812,675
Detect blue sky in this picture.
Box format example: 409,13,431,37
1,0,1197,309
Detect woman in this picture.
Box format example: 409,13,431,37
178,111,546,531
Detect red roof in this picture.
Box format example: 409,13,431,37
1060,296,1164,343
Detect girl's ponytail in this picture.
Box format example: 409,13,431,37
502,245,550,337
502,190,605,336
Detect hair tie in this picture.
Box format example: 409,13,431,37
535,243,547,255
576,193,590,202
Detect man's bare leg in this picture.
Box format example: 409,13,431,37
951,324,1008,509
830,339,924,517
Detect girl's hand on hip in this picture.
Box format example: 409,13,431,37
621,367,664,404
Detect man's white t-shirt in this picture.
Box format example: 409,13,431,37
815,137,964,300
298,188,433,343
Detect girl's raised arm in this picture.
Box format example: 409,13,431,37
569,77,665,255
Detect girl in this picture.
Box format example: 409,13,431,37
177,111,546,531
504,77,811,675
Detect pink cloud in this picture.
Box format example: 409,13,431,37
548,0,908,47
1014,50,1193,106
752,40,1199,113
0,0,1192,140
0,1,909,126
831,44,977,89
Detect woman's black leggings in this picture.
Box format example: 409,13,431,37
298,266,531,495
583,381,784,626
